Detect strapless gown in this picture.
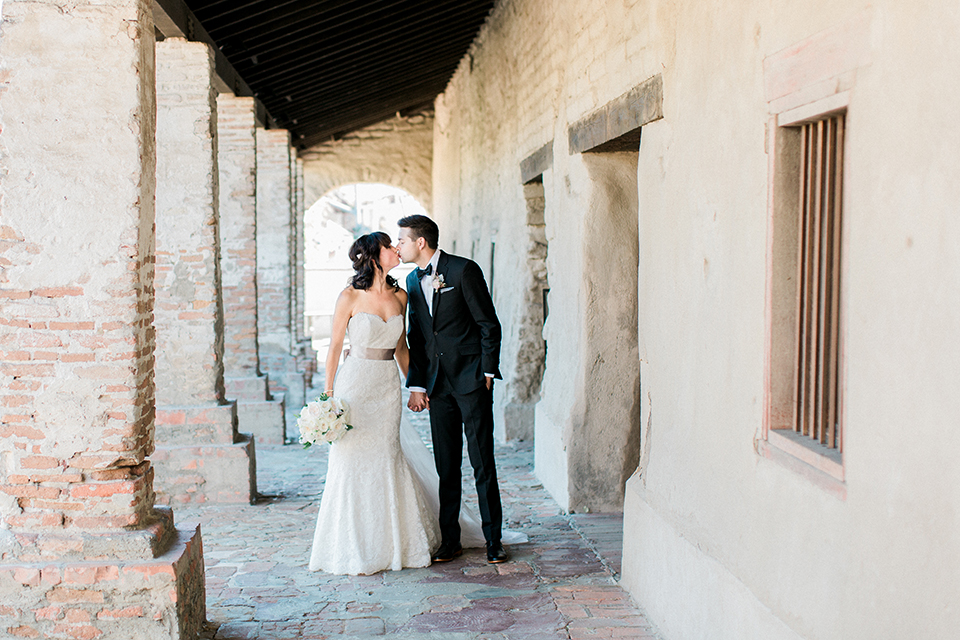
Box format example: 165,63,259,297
308,313,439,574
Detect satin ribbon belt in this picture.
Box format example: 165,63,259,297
349,346,396,360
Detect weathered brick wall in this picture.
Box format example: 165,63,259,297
154,38,226,407
256,129,306,409
301,111,433,213
0,0,160,543
153,39,255,505
217,95,261,378
256,129,294,360
294,158,306,346
0,2,204,637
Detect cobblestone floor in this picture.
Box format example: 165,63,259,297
181,390,659,639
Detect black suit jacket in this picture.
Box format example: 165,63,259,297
406,251,502,396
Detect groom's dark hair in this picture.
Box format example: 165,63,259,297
398,215,439,250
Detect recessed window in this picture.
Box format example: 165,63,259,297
765,108,847,480
792,114,844,451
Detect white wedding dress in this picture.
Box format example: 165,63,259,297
308,312,526,575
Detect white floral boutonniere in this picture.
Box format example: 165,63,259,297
432,273,447,291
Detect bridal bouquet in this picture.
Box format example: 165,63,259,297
297,393,353,447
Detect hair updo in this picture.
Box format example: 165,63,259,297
349,231,399,291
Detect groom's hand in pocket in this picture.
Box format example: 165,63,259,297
408,391,429,412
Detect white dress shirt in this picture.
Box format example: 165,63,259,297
419,250,442,316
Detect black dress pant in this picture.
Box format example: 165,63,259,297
429,368,502,546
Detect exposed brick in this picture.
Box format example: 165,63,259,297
46,588,104,604
96,606,143,619
13,567,40,587
19,456,59,470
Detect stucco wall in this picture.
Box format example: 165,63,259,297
433,0,960,638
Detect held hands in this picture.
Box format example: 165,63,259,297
408,391,429,412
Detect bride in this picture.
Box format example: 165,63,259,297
308,232,523,575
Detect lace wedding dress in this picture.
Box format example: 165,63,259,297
309,312,525,575
309,313,438,574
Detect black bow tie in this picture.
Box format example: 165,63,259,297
416,264,433,280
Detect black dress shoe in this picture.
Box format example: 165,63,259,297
486,543,508,564
431,542,463,563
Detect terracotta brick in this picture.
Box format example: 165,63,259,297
60,354,96,363
47,322,95,331
19,456,59,470
46,588,104,604
9,625,40,638
64,608,91,623
96,606,143,619
14,567,40,587
32,287,84,298
41,566,62,586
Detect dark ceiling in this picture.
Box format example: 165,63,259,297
184,0,496,149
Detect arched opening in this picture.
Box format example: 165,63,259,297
304,183,428,363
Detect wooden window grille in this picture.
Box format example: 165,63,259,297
793,113,844,449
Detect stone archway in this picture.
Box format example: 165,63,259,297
301,110,434,216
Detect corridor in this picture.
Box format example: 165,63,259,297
180,397,658,640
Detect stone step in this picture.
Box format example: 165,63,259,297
235,395,287,445
153,434,257,505
225,374,271,402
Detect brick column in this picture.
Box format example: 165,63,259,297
0,3,204,638
217,95,286,444
153,39,256,503
256,129,306,413
292,157,318,388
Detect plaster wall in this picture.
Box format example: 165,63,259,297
434,0,960,637
301,111,433,213
434,0,650,511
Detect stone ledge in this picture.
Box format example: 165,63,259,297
520,140,554,184
0,507,176,564
568,74,663,154
0,522,205,639
155,402,239,446
153,435,257,505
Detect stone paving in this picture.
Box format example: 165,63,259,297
180,389,660,639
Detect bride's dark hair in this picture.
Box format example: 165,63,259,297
349,231,399,291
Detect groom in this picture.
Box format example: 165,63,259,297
396,215,508,564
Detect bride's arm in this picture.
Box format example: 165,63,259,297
394,290,411,378
325,288,354,394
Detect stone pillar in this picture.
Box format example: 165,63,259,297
0,3,204,638
152,38,256,503
257,129,306,414
292,157,318,388
217,94,286,445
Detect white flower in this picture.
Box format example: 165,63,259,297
299,394,353,446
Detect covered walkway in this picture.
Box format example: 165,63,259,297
182,391,657,639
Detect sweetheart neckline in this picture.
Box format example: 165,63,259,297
352,311,403,324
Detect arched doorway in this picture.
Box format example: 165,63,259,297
304,183,428,356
